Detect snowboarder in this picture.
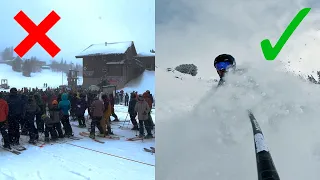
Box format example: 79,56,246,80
214,54,236,86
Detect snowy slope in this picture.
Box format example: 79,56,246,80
156,65,320,180
0,63,83,90
0,105,155,180
121,70,155,95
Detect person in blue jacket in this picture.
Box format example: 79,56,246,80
58,93,73,137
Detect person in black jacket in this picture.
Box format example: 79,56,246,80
48,100,64,139
128,93,138,130
24,94,40,144
34,94,45,133
76,93,88,128
6,88,25,146
20,92,28,135
124,93,129,106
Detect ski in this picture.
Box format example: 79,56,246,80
1,147,21,155
71,124,86,129
143,148,155,154
99,135,120,140
150,147,155,152
12,145,27,151
79,132,105,144
67,136,83,140
126,137,143,141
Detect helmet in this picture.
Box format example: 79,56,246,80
10,88,18,94
214,54,236,71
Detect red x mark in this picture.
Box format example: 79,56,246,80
14,10,61,58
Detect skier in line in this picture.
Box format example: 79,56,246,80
134,94,153,139
58,93,73,137
101,94,113,136
75,93,88,128
24,94,40,144
6,88,25,146
49,100,64,139
89,96,105,139
214,54,236,86
124,93,129,106
0,92,11,149
128,93,138,130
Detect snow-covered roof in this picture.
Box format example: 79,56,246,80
76,41,133,57
136,52,155,57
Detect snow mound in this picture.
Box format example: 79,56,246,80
121,70,155,95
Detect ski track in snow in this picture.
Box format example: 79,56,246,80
68,171,90,180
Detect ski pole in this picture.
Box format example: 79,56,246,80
247,110,280,180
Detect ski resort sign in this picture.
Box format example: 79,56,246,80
14,10,61,58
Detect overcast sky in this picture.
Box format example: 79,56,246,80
156,0,320,78
0,0,155,64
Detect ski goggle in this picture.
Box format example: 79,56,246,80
215,61,232,71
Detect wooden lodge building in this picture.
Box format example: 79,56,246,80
75,41,155,89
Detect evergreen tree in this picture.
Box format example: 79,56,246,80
175,64,198,76
22,59,32,77
12,56,23,72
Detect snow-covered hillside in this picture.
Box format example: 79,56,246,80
156,65,320,180
121,70,155,95
0,64,155,94
0,63,83,89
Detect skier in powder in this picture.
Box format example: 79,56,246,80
214,54,236,86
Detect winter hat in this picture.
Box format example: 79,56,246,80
52,100,58,105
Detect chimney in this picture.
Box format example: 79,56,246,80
105,42,107,46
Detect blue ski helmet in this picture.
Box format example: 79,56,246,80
214,54,236,71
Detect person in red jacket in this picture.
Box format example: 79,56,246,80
0,92,11,149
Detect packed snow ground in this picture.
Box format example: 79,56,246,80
0,105,155,180
156,65,320,180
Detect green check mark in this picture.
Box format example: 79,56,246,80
261,8,311,61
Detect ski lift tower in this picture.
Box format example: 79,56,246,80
67,69,79,90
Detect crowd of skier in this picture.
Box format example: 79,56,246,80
0,87,154,150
